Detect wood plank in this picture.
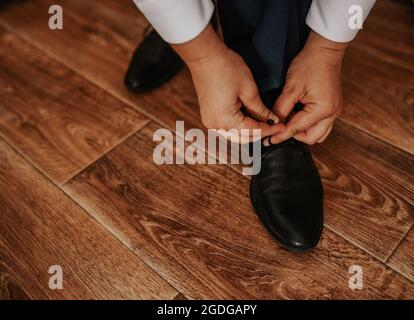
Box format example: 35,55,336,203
388,227,414,282
0,26,149,185
58,0,411,266
0,0,203,133
0,0,246,175
1,0,412,281
63,122,414,299
0,138,177,300
341,0,414,154
311,120,414,261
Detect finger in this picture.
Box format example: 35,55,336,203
286,109,297,123
317,123,333,143
293,118,334,145
236,116,285,143
269,106,325,144
239,83,279,124
272,84,302,122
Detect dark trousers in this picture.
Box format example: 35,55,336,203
217,0,312,106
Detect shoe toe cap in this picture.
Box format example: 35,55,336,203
265,197,323,251
124,76,145,92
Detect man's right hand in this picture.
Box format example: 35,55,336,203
172,24,283,143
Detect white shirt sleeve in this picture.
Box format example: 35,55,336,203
132,0,214,44
306,0,376,43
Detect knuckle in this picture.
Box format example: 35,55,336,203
244,90,260,105
201,117,216,129
324,106,338,118
215,119,232,130
328,100,343,116
270,136,280,145
255,105,268,119
283,84,296,95
332,103,342,113
290,127,301,136
335,104,343,115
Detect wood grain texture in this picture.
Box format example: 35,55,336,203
341,0,414,154
0,138,177,300
310,120,414,262
0,0,203,133
0,0,412,155
388,227,414,282
0,26,149,185
0,0,246,176
63,123,414,299
0,0,412,299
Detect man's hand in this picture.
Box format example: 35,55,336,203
268,31,349,145
173,24,282,143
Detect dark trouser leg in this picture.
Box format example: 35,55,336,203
217,0,312,101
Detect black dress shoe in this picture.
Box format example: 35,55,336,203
0,0,24,9
124,30,183,93
250,138,324,252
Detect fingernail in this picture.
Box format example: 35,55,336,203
263,138,270,147
269,113,279,124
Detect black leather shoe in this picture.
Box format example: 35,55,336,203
124,30,183,93
250,139,324,252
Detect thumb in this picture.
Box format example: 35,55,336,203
273,84,301,122
239,81,279,124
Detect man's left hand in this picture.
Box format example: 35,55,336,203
268,31,349,145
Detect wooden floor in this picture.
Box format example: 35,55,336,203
0,0,413,299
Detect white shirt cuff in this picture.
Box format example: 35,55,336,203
133,0,214,44
306,0,376,43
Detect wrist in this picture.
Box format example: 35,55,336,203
304,31,349,66
171,24,227,70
